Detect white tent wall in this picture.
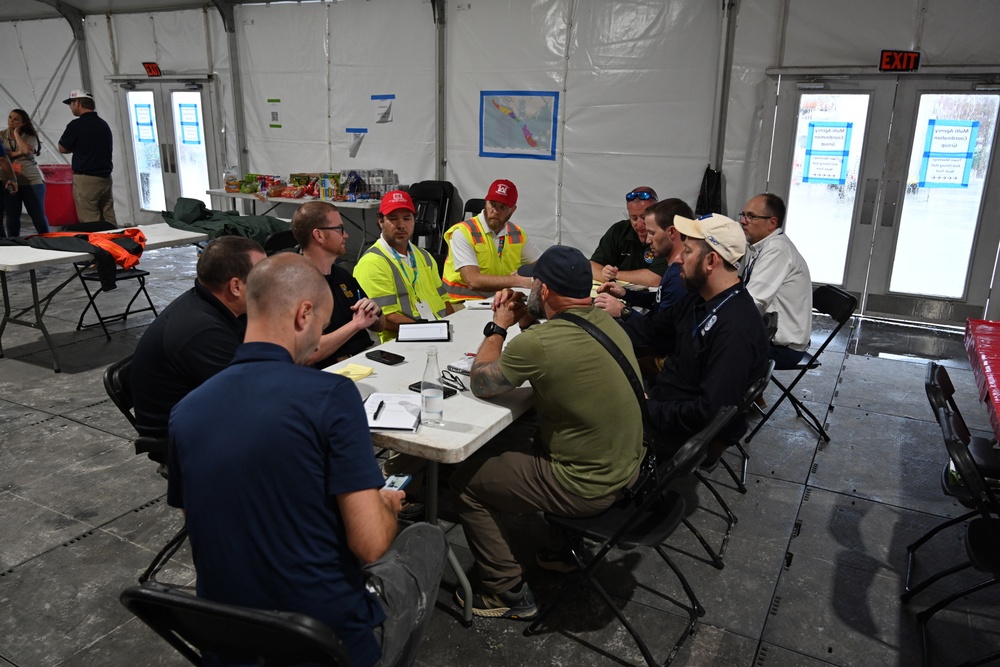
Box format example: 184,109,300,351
0,19,80,173
443,0,721,255
2,0,999,246
235,2,437,183
723,0,1000,217
81,9,228,222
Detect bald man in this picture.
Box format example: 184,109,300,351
167,253,447,667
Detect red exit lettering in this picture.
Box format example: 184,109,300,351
879,50,920,72
142,62,162,77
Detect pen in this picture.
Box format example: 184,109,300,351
373,400,385,420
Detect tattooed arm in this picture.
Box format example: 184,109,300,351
470,289,521,398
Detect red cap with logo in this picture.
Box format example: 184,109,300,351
379,190,415,215
486,179,518,208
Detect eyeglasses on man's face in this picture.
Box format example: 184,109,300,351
625,191,656,202
738,211,772,222
317,225,346,234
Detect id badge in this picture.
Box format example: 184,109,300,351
416,300,435,320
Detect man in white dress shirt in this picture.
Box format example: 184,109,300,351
738,193,812,366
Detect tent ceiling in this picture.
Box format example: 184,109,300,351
2,1,327,23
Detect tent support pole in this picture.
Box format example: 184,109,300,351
37,0,92,92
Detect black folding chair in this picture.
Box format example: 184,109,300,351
67,221,158,341
263,228,298,255
103,354,167,462
903,368,999,602
120,583,355,667
745,285,857,443
408,181,452,255
462,197,485,219
913,408,1000,667
524,406,737,667
927,362,1000,476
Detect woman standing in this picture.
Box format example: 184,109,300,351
1,109,49,236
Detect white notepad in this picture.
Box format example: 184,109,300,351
365,393,421,431
397,321,451,342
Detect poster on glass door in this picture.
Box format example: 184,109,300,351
918,119,978,188
802,122,852,185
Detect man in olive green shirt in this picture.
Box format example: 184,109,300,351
450,245,644,621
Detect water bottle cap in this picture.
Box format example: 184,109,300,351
427,345,438,354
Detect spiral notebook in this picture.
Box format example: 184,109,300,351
364,393,420,431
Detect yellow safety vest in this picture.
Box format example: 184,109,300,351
441,214,526,301
356,244,448,343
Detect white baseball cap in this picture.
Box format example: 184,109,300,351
63,90,94,104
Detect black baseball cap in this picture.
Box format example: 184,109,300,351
517,245,592,299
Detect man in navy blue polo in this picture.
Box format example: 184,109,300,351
167,253,447,667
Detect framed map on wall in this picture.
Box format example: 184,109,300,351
479,90,559,160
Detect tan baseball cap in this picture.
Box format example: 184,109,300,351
672,213,747,266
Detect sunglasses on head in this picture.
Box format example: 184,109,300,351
626,191,656,202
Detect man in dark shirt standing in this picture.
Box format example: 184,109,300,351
131,236,266,450
57,90,116,224
292,200,385,368
623,213,769,451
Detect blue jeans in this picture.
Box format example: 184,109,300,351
369,523,448,667
3,182,49,236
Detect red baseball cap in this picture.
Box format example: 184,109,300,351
379,190,415,215
486,179,518,208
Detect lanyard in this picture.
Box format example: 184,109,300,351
692,289,740,338
388,243,418,289
496,234,506,258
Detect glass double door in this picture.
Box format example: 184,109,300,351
765,75,1000,325
118,80,217,224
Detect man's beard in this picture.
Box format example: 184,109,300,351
526,283,545,319
681,263,707,293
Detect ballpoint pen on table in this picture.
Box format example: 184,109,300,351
373,400,385,420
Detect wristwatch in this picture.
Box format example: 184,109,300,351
483,322,508,339
619,304,633,320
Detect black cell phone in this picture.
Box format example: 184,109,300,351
408,382,457,399
366,350,405,366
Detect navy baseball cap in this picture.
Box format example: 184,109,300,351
517,245,592,299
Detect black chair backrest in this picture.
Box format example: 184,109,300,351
463,198,485,219
813,284,857,325
104,355,136,427
654,406,737,482
120,584,355,667
939,407,1000,521
740,359,776,414
763,311,779,342
416,180,460,225
263,229,298,255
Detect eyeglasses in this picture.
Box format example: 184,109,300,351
738,212,772,222
317,225,345,234
625,191,656,202
440,371,467,392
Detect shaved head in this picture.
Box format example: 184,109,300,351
248,253,330,319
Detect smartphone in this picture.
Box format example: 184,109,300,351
407,382,457,399
383,474,412,491
366,350,405,366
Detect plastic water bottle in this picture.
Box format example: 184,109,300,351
421,346,445,426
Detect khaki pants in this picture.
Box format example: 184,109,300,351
72,174,116,224
449,435,636,595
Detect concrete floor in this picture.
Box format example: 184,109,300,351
0,244,997,666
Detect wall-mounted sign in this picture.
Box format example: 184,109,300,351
879,50,920,72
142,62,162,77
802,122,852,185
919,119,978,188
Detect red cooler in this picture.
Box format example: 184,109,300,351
40,164,78,227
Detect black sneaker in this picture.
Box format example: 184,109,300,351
398,500,425,522
454,582,539,620
536,547,580,573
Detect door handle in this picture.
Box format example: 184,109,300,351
880,179,900,227
859,178,879,225
167,143,177,174
159,143,168,171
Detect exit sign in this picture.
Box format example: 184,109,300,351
142,62,162,77
879,50,920,72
